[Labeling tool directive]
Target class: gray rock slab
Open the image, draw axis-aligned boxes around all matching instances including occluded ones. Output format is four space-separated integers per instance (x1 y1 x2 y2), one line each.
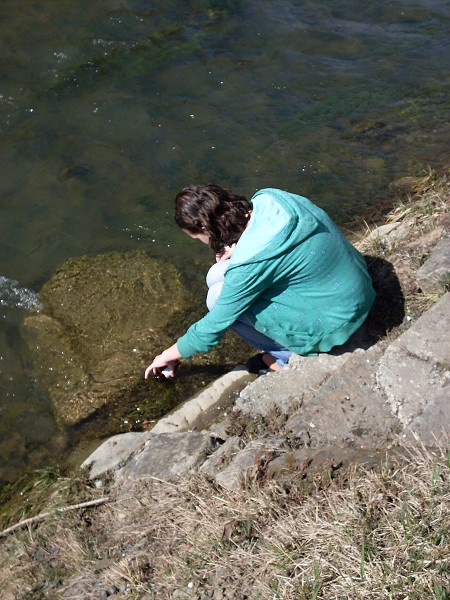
363 221 414 244
407 389 450 444
388 292 450 366
214 437 286 490
285 346 401 448
365 222 403 242
200 436 244 479
81 431 153 479
235 352 351 418
206 415 234 441
376 293 450 442
386 223 414 242
417 238 450 293
114 432 214 483
377 345 449 426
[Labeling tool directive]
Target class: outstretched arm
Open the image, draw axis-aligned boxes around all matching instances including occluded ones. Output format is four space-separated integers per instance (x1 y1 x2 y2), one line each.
145 245 235 381
144 343 182 379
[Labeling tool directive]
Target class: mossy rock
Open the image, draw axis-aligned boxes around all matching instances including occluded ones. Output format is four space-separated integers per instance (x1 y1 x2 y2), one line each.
21 251 191 427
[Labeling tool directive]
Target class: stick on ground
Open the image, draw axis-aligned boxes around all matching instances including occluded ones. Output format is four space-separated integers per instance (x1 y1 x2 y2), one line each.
0 497 109 538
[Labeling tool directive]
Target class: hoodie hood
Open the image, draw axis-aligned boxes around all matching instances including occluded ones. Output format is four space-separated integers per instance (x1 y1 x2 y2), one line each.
229 188 320 266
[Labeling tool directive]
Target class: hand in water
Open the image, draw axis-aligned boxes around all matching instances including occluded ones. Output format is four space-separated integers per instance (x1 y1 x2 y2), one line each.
144 342 182 380
144 358 180 380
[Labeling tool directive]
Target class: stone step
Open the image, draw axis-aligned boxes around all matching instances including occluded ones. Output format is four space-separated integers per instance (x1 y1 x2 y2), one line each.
81 291 449 487
284 345 401 448
202 294 449 490
376 292 450 444
235 351 354 418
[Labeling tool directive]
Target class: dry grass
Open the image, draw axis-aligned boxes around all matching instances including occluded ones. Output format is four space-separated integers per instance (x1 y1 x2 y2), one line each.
353 169 449 332
0 442 448 599
386 169 449 229
354 168 449 256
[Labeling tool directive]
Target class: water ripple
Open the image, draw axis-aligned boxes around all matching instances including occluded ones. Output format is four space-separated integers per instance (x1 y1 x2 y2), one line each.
0 276 42 311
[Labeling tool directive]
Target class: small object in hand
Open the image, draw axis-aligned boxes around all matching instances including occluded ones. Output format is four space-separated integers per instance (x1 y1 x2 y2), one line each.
154 366 171 382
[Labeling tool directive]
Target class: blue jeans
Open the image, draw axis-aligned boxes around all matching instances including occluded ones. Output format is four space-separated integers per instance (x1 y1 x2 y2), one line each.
206 260 292 367
231 314 292 367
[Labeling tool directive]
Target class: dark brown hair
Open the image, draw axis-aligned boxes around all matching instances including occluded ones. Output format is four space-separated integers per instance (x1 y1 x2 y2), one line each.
174 184 252 255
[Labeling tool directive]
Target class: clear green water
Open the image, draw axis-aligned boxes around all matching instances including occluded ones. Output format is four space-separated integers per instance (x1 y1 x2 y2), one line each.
1 0 449 482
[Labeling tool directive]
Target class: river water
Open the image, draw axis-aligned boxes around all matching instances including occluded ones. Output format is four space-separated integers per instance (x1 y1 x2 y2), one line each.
1 0 449 483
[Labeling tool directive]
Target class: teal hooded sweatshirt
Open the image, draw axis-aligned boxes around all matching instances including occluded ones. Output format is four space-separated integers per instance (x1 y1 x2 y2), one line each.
177 188 375 358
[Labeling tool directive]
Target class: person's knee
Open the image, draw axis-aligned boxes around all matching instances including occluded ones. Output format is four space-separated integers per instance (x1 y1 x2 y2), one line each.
206 282 223 310
205 260 229 310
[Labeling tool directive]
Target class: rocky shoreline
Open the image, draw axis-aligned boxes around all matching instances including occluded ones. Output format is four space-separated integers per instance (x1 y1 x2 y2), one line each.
81 180 450 491
82 289 449 491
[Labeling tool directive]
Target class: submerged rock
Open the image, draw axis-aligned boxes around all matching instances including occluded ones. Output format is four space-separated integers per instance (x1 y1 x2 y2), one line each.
21 251 191 428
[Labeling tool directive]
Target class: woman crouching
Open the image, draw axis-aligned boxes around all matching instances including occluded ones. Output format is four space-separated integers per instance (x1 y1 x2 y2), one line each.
145 184 375 378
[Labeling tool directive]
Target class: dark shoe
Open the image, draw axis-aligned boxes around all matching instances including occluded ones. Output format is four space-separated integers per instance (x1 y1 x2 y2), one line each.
246 353 270 375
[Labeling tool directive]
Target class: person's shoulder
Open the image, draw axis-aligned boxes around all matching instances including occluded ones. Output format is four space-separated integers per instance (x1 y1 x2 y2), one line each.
251 187 280 201
250 189 285 208
252 188 312 205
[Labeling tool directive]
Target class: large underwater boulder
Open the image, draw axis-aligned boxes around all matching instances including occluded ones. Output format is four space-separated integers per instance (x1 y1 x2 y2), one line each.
21 251 191 427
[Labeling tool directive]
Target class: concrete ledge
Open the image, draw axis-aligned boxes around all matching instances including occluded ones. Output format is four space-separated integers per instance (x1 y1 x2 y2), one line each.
150 366 254 434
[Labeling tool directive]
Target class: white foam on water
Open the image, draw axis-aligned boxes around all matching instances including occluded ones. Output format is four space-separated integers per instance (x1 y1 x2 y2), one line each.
0 276 42 311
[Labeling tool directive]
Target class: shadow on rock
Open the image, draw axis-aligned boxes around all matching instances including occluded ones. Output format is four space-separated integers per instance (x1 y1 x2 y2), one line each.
364 254 405 339
71 357 245 444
